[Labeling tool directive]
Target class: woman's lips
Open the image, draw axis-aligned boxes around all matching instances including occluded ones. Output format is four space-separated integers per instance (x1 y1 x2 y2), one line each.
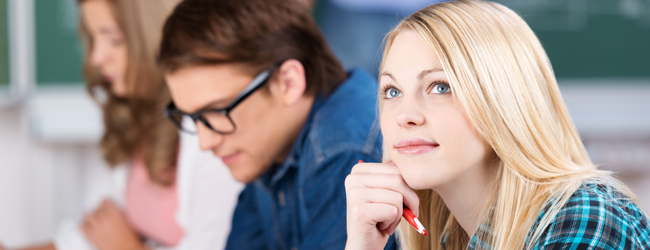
395 138 439 155
103 74 115 83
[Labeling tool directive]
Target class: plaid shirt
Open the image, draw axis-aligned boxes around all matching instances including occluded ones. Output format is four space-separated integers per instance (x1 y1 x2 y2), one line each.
443 182 650 250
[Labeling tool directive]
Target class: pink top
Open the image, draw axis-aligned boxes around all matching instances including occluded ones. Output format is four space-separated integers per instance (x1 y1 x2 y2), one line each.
124 155 184 247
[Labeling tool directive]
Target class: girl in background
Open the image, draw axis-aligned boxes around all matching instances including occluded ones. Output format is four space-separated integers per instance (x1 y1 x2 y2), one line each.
345 0 650 249
11 0 241 249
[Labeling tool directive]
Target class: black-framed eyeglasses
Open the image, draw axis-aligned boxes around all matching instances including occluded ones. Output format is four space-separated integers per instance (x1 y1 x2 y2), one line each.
164 65 276 134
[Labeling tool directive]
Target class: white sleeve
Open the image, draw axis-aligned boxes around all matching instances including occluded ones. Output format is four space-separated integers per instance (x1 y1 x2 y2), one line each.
52 220 96 250
171 132 244 250
52 165 129 250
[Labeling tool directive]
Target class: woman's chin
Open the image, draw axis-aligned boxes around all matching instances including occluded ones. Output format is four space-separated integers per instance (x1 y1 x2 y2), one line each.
400 170 439 191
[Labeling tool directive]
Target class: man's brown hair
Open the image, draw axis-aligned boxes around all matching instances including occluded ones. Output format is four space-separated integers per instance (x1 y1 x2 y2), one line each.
158 0 347 96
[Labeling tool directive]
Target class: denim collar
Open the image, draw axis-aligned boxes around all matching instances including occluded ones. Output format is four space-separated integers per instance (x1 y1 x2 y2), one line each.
255 95 327 190
254 69 371 190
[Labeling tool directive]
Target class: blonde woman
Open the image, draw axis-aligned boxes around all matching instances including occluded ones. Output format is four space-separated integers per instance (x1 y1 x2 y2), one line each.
11 0 241 250
344 0 650 249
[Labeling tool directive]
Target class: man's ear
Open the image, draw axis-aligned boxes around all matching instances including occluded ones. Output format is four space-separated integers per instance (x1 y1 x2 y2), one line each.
271 59 306 105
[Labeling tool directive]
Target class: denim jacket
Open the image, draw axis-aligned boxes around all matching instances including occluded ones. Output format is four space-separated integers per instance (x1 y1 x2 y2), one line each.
225 69 396 250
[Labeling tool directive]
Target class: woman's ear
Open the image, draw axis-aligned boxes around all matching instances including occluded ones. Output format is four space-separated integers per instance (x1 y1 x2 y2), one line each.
271 59 307 105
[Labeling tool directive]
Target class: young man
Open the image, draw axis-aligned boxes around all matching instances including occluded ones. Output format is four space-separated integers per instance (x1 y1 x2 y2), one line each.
158 0 395 249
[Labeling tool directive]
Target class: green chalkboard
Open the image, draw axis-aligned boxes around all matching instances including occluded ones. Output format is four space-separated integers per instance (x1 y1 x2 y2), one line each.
0 0 8 87
30 0 650 87
35 0 83 85
494 0 650 78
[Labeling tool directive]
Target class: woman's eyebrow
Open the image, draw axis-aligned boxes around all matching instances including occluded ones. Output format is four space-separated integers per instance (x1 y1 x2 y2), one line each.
417 68 444 80
98 27 120 35
380 68 444 82
380 71 396 82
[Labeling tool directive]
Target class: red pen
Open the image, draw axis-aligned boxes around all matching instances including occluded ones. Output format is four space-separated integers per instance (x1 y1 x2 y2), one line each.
358 160 427 235
403 207 427 235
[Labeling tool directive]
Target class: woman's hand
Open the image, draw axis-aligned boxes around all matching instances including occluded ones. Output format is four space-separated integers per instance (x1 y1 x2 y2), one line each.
82 199 147 250
344 161 419 250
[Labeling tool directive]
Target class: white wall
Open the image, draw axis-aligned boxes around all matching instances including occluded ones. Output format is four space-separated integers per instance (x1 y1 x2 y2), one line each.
0 105 32 246
0 88 109 247
561 82 650 211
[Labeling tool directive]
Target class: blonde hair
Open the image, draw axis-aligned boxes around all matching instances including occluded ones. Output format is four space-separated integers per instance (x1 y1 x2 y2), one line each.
79 0 181 185
378 0 641 249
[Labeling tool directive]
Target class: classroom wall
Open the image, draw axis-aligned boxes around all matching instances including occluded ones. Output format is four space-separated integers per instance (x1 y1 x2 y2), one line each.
560 82 650 211
1 87 244 248
0 92 110 247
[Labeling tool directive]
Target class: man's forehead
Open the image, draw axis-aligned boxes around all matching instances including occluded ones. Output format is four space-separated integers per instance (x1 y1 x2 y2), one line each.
166 65 252 113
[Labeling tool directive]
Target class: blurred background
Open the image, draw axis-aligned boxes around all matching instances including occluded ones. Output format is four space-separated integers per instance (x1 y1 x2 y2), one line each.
0 0 649 248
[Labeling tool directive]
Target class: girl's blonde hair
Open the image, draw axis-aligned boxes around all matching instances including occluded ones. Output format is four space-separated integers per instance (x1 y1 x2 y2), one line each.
78 0 181 185
379 1 640 249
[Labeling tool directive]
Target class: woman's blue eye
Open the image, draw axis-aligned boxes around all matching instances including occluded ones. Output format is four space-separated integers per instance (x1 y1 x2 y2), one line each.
431 83 450 94
385 88 402 98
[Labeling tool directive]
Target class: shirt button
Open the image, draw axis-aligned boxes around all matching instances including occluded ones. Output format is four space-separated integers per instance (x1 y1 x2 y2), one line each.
278 190 286 207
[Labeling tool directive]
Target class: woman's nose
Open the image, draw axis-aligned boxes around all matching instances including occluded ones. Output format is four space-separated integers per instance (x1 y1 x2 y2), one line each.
395 101 425 128
90 42 109 67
